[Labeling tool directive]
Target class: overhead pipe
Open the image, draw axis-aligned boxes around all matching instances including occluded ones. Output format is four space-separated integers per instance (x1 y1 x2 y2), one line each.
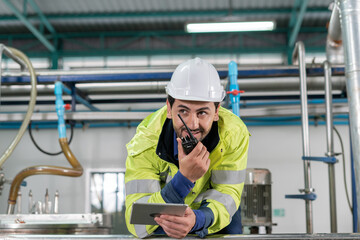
6 82 83 214
324 60 338 232
0 45 37 168
293 41 314 234
338 0 360 229
0 76 346 97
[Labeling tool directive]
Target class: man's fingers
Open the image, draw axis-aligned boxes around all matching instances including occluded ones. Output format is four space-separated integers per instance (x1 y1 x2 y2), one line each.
184 206 193 215
206 157 211 167
155 216 187 239
176 137 185 157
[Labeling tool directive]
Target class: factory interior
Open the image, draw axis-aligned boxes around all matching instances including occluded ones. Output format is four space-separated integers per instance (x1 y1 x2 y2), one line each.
0 0 359 239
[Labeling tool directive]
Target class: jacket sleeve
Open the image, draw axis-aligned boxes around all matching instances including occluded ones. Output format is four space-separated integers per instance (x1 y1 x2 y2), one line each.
124 148 166 238
196 126 249 236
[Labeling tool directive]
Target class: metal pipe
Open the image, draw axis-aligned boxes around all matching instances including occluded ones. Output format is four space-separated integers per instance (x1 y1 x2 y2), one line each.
7 138 83 214
45 188 49 214
327 2 344 64
54 190 59 214
338 0 360 229
16 190 21 214
0 45 37 168
292 41 314 234
324 60 338 232
329 2 342 43
0 64 343 80
0 76 346 97
28 190 33 213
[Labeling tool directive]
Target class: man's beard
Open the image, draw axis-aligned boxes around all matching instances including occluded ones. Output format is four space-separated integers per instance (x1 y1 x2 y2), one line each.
176 127 205 142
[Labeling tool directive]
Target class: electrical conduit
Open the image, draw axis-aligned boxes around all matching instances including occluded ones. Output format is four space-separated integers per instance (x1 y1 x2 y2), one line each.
7 81 83 214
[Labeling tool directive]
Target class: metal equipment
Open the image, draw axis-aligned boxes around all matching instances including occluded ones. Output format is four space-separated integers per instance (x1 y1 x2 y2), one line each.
241 168 272 234
0 213 112 234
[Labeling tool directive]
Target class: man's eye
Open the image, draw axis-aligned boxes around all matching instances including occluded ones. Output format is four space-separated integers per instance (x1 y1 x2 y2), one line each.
198 111 207 116
179 109 188 115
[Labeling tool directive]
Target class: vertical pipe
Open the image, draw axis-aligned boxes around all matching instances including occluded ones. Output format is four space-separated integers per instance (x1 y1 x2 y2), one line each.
0 45 3 109
350 136 358 232
292 41 313 233
324 60 338 232
228 61 240 117
338 0 360 228
28 190 33 213
16 190 21 214
54 190 59 214
71 84 77 112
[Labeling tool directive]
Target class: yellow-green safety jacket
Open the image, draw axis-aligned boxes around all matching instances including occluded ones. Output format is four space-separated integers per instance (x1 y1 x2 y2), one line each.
125 106 249 238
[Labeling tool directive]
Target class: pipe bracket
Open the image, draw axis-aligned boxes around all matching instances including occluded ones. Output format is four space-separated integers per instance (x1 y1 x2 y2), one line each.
302 156 337 164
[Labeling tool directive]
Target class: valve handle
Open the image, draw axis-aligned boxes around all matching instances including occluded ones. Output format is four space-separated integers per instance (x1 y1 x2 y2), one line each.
226 90 245 96
64 104 71 111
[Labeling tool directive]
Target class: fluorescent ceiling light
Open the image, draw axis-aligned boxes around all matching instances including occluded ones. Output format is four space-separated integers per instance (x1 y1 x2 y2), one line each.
185 21 276 33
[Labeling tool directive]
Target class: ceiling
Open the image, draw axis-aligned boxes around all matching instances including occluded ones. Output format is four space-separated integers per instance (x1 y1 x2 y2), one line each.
0 0 334 68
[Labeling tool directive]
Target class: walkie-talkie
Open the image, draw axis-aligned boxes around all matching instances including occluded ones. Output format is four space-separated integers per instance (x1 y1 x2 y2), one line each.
177 114 198 155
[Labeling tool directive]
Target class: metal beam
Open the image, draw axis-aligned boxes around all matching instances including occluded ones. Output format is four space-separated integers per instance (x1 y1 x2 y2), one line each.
0 8 330 21
289 0 302 28
2 0 55 52
5 46 326 59
27 0 56 34
0 28 328 40
0 31 327 58
288 0 309 47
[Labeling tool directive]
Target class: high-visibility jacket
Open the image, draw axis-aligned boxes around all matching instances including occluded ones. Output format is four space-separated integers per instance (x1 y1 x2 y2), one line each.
125 106 249 238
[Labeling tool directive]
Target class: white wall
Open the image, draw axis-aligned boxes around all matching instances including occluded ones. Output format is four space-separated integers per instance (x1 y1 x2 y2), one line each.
0 123 353 233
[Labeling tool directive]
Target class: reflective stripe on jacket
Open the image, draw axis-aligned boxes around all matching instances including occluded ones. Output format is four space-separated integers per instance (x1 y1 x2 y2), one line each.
125 105 249 238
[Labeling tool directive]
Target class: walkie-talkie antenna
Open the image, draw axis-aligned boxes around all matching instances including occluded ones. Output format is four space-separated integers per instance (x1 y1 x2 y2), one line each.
177 114 196 140
177 114 198 155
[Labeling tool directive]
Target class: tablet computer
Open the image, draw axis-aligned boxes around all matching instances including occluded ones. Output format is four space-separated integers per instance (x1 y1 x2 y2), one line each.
130 202 188 225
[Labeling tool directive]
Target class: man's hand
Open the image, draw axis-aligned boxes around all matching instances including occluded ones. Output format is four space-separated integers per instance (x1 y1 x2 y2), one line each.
177 138 210 183
154 207 196 239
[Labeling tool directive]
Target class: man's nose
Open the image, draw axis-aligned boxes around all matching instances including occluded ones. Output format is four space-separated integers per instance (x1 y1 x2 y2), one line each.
187 113 199 130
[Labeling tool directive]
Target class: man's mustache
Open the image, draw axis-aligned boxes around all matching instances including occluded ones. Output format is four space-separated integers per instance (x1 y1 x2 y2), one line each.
181 127 203 134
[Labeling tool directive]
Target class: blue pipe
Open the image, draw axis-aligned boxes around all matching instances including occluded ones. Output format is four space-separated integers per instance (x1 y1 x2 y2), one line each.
245 120 349 126
54 81 67 139
0 120 349 129
236 99 348 108
228 61 240 117
350 133 358 232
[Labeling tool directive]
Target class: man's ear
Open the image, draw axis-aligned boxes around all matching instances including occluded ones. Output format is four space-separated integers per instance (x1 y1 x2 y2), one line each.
166 99 172 119
213 105 220 121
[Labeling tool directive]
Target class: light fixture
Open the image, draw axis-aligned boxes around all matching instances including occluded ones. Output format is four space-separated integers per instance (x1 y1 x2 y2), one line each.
185 20 276 33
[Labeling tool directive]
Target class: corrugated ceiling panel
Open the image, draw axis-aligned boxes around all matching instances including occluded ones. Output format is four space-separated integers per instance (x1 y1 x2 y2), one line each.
0 0 334 40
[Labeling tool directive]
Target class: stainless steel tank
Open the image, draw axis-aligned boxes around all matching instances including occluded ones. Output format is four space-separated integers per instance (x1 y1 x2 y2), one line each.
241 168 272 234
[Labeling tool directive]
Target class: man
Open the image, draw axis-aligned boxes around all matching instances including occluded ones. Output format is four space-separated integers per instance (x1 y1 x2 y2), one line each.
125 57 249 238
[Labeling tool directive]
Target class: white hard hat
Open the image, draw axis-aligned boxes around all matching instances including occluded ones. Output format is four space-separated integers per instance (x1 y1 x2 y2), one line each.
166 57 225 102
